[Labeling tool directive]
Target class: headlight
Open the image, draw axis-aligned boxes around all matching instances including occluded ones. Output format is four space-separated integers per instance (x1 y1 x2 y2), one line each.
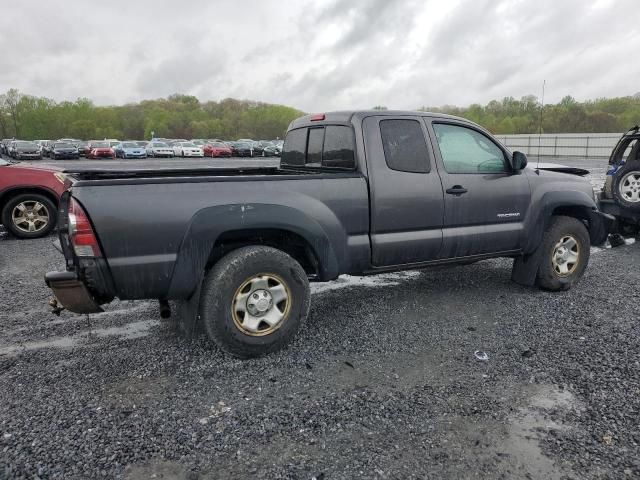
53 172 67 184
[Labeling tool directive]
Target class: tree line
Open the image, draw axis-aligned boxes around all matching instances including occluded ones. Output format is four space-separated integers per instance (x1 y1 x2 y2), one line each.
0 89 303 141
1 88 639 140
422 93 640 134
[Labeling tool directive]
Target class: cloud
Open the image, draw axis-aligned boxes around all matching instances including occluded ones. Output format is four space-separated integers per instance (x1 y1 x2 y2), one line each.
0 0 638 111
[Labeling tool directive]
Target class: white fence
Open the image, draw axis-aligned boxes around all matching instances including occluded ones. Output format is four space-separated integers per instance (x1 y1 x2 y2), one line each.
494 133 622 158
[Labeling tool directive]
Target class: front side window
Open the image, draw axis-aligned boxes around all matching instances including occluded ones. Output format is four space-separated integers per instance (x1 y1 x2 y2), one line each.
379 119 430 173
433 123 507 174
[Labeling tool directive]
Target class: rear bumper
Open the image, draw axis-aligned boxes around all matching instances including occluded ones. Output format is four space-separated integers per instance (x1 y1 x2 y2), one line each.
45 271 104 314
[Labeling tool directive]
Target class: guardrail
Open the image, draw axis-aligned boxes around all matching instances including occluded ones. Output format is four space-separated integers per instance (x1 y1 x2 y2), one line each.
494 133 622 158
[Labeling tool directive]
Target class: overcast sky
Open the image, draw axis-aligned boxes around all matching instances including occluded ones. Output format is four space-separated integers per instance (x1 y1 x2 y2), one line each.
1 0 638 111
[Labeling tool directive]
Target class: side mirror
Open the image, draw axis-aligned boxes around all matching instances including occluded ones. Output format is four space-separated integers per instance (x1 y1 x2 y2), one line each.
512 151 528 170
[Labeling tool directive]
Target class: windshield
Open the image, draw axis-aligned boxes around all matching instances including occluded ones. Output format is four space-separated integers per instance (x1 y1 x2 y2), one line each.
18 142 38 149
211 142 227 147
122 142 138 148
91 142 109 148
153 142 168 147
54 143 75 148
182 143 196 147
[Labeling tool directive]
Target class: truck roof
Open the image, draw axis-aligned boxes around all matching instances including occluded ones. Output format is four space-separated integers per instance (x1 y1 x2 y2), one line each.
288 110 475 130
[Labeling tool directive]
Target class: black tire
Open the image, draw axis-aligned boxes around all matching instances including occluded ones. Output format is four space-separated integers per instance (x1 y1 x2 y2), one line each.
1 193 57 239
199 246 310 358
612 162 640 212
535 215 590 291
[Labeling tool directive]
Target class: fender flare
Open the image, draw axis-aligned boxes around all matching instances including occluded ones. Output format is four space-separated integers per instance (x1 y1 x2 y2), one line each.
521 190 599 254
166 203 341 298
512 190 603 286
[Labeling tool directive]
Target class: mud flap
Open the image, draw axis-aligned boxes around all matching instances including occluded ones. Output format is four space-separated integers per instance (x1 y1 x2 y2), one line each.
511 247 545 287
174 281 206 339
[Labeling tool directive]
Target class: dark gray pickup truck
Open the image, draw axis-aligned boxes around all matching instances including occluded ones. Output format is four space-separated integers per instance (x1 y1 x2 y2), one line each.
46 111 612 357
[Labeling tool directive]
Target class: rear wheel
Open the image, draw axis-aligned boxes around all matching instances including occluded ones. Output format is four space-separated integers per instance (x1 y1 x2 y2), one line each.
536 216 590 291
199 246 310 358
1 193 56 239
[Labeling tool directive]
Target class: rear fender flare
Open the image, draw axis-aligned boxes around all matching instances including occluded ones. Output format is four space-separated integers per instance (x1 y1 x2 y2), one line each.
167 203 341 298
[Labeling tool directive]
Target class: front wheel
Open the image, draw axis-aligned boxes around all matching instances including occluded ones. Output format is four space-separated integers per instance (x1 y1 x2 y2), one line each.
536 215 590 291
199 246 311 358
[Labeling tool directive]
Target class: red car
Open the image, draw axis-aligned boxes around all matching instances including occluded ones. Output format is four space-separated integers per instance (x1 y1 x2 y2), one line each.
86 141 115 159
0 157 68 238
203 142 233 158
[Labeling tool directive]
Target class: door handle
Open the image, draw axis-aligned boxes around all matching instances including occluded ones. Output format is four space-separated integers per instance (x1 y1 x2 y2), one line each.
446 185 468 196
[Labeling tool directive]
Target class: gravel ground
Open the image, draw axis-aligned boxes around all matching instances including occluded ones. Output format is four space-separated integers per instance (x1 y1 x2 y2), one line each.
1 155 638 479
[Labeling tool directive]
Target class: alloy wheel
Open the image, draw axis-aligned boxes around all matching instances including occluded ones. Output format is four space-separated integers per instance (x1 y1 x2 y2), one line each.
11 200 50 234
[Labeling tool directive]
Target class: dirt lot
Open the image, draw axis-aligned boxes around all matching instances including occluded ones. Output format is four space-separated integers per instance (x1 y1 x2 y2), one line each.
1 157 639 479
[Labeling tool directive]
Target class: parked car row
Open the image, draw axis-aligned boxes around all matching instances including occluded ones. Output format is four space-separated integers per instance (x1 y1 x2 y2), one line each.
1 140 42 160
1 137 283 160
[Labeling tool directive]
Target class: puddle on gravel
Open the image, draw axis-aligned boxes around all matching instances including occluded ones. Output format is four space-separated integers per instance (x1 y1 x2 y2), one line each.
0 319 160 356
311 271 422 294
499 385 580 479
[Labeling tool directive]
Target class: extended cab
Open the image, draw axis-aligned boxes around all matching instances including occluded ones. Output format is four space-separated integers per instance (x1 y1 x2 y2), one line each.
45 111 611 357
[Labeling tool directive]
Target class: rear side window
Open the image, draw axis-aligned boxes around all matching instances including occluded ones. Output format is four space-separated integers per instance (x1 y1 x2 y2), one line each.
282 125 356 170
380 119 430 173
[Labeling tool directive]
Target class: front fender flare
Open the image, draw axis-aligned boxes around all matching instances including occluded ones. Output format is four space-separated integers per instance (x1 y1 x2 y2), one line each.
522 190 599 254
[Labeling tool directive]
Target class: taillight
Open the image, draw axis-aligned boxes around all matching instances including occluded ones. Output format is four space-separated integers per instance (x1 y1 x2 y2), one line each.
68 198 102 257
310 113 325 121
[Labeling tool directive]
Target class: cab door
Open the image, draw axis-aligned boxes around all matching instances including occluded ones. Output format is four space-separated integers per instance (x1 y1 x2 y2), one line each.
363 115 445 266
424 120 531 258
